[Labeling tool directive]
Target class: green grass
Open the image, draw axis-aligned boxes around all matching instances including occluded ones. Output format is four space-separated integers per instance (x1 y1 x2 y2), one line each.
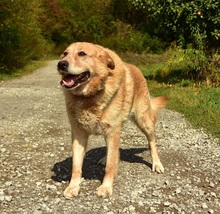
0 60 47 81
121 51 220 139
148 81 220 138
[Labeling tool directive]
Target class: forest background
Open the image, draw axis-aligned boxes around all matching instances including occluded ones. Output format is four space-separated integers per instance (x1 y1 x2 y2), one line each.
0 0 220 137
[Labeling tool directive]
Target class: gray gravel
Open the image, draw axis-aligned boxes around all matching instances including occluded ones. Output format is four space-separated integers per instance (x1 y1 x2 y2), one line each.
0 60 219 213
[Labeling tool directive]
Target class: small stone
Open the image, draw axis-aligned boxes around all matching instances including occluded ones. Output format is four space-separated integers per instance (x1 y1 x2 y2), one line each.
208 209 214 214
43 196 49 202
152 191 159 197
5 195 12 202
24 137 29 143
131 190 138 198
32 144 38 148
54 198 61 204
149 207 156 213
201 203 208 209
36 182 42 186
209 182 215 188
103 205 108 210
138 201 144 206
128 205 135 212
1 148 6 153
175 187 181 194
210 192 216 197
46 184 57 191
33 210 42 214
5 181 12 186
164 201 171 207
0 195 4 202
170 172 175 177
172 203 179 210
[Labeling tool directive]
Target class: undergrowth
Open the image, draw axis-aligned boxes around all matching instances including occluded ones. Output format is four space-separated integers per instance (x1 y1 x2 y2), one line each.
0 61 47 81
122 50 220 139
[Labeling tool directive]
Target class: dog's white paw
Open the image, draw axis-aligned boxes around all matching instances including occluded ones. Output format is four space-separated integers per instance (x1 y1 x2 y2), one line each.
97 184 113 197
152 161 164 174
63 185 80 199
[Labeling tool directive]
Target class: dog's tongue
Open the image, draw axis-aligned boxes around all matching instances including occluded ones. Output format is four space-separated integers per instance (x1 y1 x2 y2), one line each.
61 75 74 87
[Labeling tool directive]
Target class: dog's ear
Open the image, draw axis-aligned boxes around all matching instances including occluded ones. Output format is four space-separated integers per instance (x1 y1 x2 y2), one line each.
98 50 115 70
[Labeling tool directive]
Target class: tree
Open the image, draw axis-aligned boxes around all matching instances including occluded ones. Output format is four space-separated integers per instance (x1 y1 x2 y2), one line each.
0 0 52 73
129 0 220 84
129 0 220 52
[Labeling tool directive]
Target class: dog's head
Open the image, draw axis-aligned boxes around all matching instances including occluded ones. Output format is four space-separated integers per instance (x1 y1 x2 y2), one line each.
57 42 115 96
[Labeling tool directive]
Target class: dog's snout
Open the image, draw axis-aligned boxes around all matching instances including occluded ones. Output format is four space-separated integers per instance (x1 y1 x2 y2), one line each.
58 60 69 72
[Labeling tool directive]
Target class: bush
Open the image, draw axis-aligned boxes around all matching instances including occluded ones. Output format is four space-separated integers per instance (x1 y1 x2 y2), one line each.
153 48 220 86
100 20 164 53
0 0 52 74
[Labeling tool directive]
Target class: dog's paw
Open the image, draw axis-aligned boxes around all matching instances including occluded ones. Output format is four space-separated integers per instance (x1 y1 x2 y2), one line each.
97 185 113 197
152 161 164 174
63 185 80 199
98 156 106 165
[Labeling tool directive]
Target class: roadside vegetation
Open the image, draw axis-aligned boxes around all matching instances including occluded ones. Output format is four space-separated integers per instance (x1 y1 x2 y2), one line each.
0 61 47 81
0 0 219 138
121 51 220 138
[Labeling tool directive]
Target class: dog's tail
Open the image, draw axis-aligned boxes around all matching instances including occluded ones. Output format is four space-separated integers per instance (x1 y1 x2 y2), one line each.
151 96 168 118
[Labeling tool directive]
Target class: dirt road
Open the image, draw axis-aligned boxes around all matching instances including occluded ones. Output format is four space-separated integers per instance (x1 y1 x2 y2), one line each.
0 61 219 213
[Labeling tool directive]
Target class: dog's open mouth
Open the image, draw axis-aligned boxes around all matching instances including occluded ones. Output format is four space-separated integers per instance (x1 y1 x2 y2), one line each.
60 71 90 88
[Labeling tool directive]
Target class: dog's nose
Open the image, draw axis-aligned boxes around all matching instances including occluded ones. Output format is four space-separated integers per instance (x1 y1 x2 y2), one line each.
58 60 69 72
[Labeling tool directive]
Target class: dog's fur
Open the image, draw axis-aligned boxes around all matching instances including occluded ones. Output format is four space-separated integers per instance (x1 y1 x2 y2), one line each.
57 42 167 198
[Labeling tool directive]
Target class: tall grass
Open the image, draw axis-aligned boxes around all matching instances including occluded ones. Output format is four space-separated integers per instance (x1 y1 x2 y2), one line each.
122 50 220 139
148 82 220 138
0 61 47 81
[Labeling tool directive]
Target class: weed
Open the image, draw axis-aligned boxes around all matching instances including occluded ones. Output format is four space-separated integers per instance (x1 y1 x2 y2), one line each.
0 61 47 81
121 50 220 139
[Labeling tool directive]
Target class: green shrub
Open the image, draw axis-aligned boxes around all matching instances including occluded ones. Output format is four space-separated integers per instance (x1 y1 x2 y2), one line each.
0 0 52 74
151 48 220 86
100 20 164 54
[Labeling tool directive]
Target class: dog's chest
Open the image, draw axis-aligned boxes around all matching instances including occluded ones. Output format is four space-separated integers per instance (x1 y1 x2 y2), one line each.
73 107 108 134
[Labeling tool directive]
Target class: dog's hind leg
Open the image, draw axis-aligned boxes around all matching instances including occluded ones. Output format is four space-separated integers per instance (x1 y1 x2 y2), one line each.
135 109 164 173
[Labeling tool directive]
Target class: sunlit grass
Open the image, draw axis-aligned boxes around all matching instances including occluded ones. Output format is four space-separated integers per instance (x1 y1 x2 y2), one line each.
147 76 220 139
0 60 47 81
121 51 220 139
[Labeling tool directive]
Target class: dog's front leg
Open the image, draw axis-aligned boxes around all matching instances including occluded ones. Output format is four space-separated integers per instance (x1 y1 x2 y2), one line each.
64 131 88 199
97 128 120 197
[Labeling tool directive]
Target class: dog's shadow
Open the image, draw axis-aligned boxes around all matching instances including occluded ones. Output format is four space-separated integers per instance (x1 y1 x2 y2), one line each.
51 147 151 182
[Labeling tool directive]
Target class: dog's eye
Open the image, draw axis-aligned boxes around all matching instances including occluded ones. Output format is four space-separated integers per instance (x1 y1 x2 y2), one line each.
63 51 68 57
78 51 87 57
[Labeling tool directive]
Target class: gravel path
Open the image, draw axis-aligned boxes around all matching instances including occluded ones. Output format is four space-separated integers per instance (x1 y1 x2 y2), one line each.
0 61 219 214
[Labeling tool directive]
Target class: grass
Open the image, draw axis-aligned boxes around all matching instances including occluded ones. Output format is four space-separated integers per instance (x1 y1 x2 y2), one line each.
0 60 47 81
148 81 220 138
121 51 220 139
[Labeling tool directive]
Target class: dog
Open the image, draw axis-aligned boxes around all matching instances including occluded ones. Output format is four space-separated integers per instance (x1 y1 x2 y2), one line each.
57 42 167 198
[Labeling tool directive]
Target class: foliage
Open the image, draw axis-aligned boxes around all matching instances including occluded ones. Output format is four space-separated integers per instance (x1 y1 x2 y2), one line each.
1 0 219 85
0 0 53 74
129 0 220 51
133 50 220 137
129 0 220 85
139 49 220 86
148 80 220 139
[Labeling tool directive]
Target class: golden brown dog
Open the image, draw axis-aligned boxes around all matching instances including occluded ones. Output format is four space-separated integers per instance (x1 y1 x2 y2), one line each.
57 42 167 198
